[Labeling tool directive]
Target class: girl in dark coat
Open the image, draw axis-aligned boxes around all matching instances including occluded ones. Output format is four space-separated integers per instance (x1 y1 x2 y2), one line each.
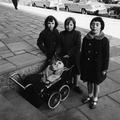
37 15 59 60
59 17 81 92
80 17 110 109
37 15 60 71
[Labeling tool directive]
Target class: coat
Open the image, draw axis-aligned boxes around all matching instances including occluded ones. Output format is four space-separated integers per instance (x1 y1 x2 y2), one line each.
59 30 81 74
80 32 109 84
37 29 60 59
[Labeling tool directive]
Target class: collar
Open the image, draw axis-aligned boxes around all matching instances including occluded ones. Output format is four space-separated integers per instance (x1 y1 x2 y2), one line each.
86 31 105 40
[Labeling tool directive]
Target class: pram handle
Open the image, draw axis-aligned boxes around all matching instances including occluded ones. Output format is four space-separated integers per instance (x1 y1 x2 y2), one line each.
10 73 25 90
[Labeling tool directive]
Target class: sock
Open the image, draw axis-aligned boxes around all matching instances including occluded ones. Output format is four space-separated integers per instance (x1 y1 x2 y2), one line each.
93 97 98 101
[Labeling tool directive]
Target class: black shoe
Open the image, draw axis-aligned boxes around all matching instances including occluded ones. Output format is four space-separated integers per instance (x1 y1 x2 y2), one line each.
82 97 92 104
89 100 98 109
73 86 82 93
15 6 18 10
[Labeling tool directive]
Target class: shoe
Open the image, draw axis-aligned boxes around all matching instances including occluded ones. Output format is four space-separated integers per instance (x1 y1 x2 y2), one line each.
82 97 92 104
15 7 18 10
73 86 82 93
89 100 98 109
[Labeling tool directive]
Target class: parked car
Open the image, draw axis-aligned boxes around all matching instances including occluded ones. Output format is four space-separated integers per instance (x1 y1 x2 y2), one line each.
107 5 120 18
31 0 65 9
64 0 107 15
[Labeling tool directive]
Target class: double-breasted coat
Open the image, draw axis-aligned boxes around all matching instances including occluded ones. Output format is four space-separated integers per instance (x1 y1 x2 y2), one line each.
80 32 109 84
59 30 81 74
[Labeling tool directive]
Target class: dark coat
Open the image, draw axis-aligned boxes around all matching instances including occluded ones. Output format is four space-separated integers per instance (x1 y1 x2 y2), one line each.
80 32 110 84
37 29 60 59
59 30 81 74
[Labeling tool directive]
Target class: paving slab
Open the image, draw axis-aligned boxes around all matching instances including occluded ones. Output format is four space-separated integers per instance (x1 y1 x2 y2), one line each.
61 91 83 109
6 53 45 68
7 41 34 52
78 96 120 120
0 25 4 29
0 32 8 39
14 50 26 55
107 70 120 84
99 78 120 97
109 90 120 104
24 39 38 48
0 63 16 75
0 45 9 53
108 60 120 71
0 41 5 47
1 36 22 44
0 89 47 120
49 108 88 120
0 59 8 65
1 52 14 58
39 103 66 118
110 56 120 64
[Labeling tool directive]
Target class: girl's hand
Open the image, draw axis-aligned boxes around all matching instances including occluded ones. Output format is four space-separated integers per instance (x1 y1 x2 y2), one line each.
63 55 69 58
102 70 107 75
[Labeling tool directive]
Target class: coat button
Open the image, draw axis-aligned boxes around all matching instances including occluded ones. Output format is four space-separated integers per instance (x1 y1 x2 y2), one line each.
89 43 91 46
88 50 91 53
88 58 90 60
95 51 98 54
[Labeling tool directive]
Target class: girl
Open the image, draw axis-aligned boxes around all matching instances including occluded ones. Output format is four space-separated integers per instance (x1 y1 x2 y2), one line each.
37 15 60 61
80 17 110 109
59 17 81 92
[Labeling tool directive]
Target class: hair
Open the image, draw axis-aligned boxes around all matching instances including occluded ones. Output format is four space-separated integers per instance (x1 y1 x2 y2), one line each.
90 17 105 31
64 17 76 31
44 15 58 29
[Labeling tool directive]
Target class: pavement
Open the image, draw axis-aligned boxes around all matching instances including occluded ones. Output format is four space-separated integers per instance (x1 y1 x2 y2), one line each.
0 2 120 120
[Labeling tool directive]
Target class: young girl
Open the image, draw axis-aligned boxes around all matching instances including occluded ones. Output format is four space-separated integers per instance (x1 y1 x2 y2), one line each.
80 17 110 109
37 15 60 61
59 17 81 92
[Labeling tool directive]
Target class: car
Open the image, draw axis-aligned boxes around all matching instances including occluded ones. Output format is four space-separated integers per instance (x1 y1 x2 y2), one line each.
64 0 107 15
107 5 120 18
31 0 65 9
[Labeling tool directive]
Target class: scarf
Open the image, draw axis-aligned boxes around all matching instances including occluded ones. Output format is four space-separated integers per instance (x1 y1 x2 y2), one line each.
86 31 105 40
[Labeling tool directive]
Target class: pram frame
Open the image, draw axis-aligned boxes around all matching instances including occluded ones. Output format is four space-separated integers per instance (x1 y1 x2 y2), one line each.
10 58 75 109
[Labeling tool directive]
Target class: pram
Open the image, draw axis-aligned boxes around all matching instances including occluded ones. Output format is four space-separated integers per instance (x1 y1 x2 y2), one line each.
10 57 75 109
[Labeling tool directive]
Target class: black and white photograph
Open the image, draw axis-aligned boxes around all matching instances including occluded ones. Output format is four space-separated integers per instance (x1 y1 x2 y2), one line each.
0 0 120 120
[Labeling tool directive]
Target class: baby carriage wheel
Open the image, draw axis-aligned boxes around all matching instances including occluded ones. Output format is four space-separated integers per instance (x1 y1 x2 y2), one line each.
48 92 61 109
59 84 70 101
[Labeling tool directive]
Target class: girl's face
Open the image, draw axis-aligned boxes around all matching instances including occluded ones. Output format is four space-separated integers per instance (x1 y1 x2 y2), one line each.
66 21 74 32
91 21 101 35
47 20 55 31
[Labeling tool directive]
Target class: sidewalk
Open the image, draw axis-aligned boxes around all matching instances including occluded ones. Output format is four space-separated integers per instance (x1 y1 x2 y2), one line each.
0 2 120 120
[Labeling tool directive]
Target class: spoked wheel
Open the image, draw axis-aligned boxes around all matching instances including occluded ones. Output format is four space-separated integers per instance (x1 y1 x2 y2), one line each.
48 92 61 109
59 85 70 101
